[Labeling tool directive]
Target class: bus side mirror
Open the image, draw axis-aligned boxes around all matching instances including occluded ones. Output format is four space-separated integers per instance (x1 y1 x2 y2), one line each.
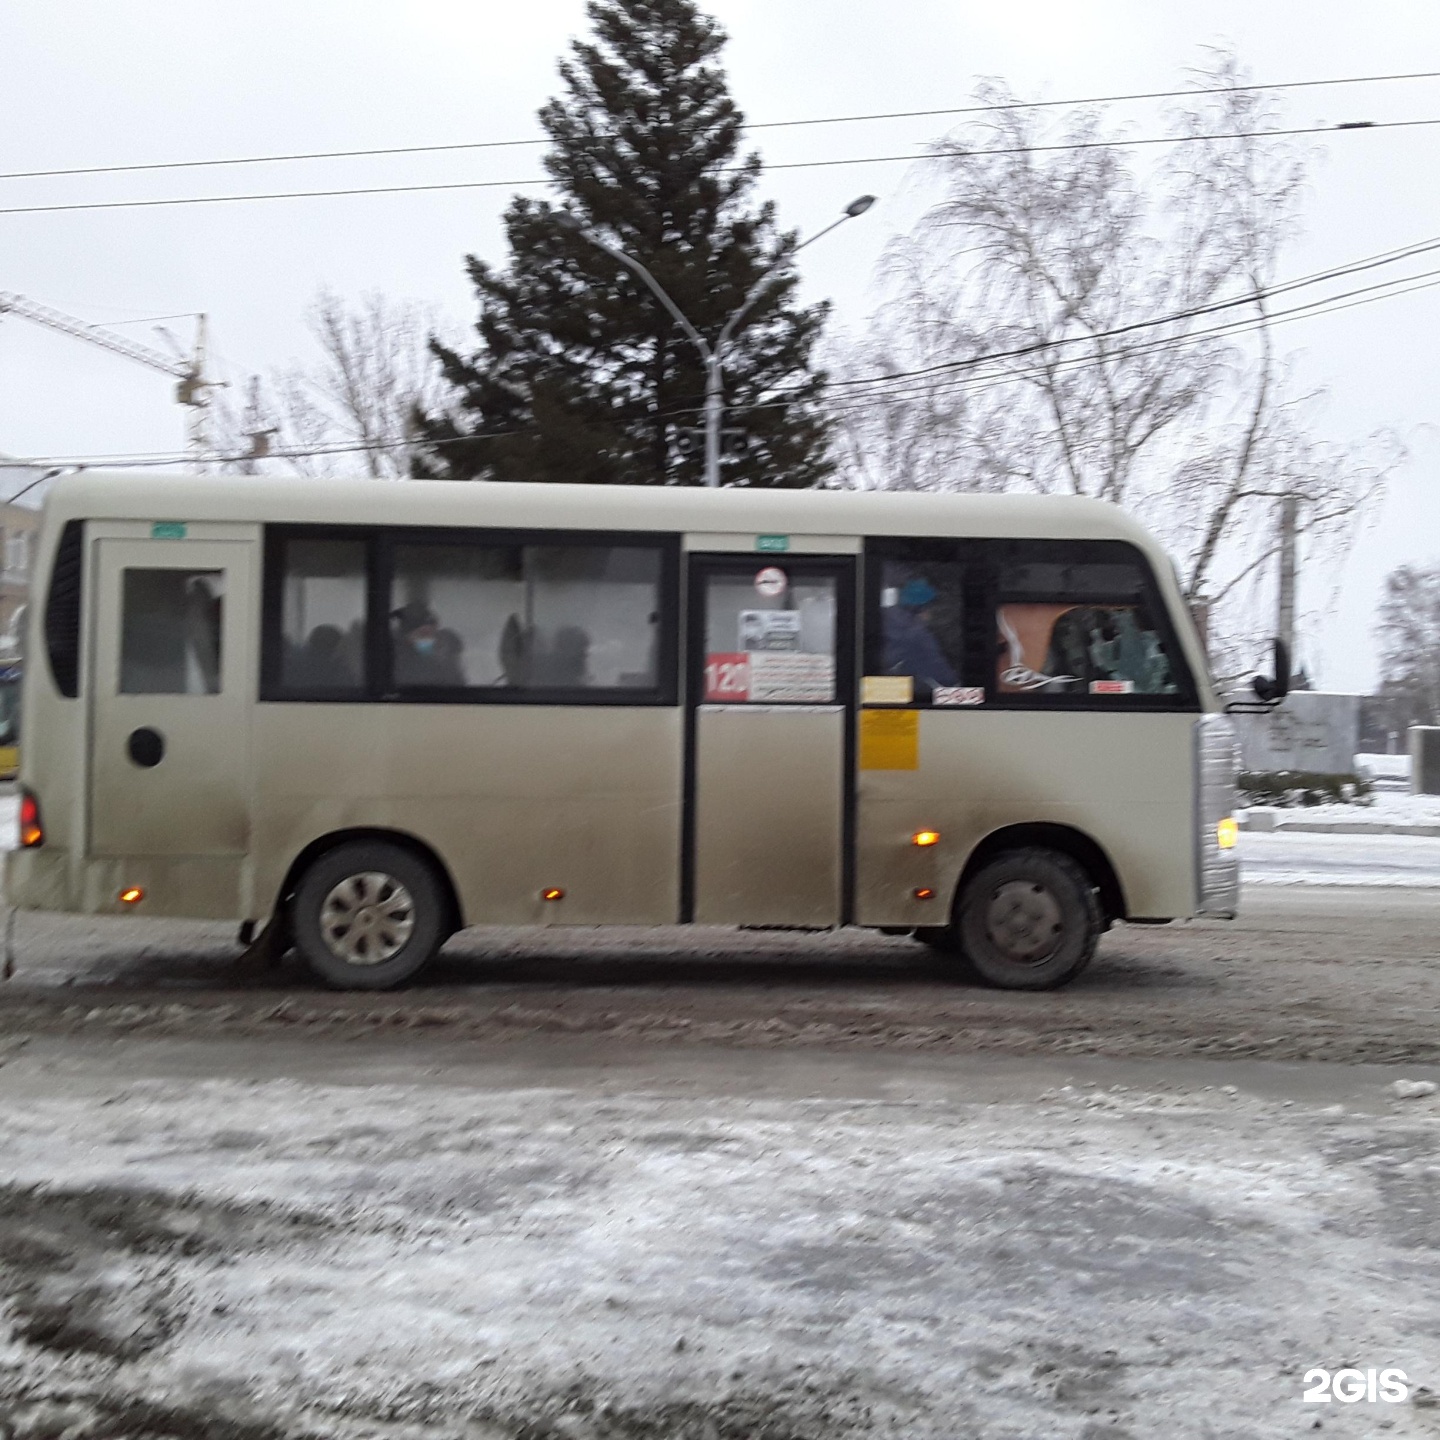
1251 639 1290 706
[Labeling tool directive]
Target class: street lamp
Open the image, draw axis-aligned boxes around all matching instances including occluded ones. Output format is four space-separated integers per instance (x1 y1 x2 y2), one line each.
555 195 875 487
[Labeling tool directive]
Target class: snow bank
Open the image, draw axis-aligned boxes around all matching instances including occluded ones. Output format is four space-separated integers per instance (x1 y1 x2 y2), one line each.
1357 752 1412 782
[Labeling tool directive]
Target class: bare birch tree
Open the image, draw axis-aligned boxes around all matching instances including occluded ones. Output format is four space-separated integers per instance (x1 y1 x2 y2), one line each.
215 289 452 478
834 55 1400 672
1375 562 1440 729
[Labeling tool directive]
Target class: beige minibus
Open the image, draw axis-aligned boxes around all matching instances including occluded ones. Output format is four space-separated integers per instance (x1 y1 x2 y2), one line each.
5 473 1245 990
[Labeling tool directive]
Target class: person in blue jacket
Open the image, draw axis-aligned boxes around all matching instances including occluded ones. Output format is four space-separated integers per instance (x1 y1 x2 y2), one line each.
882 577 957 695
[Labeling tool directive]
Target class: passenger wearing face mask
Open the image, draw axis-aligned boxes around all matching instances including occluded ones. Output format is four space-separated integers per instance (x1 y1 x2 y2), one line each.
392 602 465 687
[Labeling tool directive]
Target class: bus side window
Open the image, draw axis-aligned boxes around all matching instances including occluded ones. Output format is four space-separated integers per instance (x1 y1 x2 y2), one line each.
120 569 224 696
277 539 368 696
389 539 663 696
864 541 970 706
993 544 1187 702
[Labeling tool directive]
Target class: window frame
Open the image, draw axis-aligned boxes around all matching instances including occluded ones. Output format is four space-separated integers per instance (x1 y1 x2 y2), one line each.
261 523 681 707
862 536 993 706
862 535 1199 713
986 537 1199 712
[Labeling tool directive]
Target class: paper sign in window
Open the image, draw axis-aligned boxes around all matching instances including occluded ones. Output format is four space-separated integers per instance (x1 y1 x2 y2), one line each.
740 609 801 651
749 651 834 703
862 674 913 705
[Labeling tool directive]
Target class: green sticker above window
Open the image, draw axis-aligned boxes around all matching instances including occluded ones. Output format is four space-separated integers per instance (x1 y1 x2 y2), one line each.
151 522 187 540
755 534 789 553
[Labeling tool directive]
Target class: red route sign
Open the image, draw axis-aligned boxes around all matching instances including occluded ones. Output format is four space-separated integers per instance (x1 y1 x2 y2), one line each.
704 652 750 702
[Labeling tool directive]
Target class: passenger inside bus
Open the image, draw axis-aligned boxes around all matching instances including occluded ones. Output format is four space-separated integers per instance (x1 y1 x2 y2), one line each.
882 577 958 695
497 616 592 688
392 602 465 687
295 624 355 689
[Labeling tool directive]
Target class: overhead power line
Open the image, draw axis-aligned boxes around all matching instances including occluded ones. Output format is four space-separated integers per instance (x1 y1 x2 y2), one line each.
3 67 1436 183
18 226 1440 469
812 268 1440 422
21 258 1440 470
761 227 1440 400
1 116 1436 218
647 230 1440 422
11 428 526 469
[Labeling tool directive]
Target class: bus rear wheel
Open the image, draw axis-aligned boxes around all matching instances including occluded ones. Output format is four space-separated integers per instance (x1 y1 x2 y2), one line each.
956 848 1100 990
293 840 446 990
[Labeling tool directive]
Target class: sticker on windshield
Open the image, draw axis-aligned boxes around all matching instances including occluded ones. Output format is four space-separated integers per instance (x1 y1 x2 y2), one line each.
754 566 787 598
1090 679 1135 695
749 652 834 703
933 686 985 707
740 609 801 651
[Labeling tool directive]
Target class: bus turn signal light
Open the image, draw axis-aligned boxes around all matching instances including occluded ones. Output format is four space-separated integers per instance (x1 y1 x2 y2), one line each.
19 791 42 848
118 887 145 906
541 888 565 902
1216 817 1238 850
911 830 940 847
913 887 936 901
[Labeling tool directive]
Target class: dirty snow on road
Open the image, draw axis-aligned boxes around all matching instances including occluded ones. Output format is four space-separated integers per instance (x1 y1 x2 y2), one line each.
0 1039 1437 1439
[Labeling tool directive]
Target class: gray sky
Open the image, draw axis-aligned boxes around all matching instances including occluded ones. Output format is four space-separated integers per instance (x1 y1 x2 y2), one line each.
3 0 1438 692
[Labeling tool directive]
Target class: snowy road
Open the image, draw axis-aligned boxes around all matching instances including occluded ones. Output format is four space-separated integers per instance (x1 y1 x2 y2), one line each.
3 813 1440 1434
0 1035 1436 1440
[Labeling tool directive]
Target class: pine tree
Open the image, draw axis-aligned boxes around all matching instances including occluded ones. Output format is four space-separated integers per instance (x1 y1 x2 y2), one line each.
416 0 831 487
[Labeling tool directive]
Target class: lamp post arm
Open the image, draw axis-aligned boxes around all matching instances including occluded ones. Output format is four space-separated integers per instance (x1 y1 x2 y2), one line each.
576 230 711 363
715 212 852 359
558 198 872 490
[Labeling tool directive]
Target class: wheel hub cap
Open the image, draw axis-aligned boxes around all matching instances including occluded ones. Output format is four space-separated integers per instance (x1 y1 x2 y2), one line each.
320 871 415 966
984 880 1064 964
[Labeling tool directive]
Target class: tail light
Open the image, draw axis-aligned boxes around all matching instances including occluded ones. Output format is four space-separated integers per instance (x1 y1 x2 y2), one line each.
19 789 42 848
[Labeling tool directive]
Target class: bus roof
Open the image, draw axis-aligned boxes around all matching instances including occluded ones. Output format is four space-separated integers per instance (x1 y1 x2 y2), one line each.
43 472 1166 549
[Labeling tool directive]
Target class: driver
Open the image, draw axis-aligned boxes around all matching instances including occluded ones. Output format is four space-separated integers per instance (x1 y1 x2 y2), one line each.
882 576 958 694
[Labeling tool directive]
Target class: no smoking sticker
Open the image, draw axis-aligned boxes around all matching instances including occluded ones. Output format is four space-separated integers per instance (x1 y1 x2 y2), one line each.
754 566 787 598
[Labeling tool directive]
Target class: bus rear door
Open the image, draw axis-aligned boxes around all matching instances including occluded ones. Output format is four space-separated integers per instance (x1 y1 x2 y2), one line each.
88 536 256 873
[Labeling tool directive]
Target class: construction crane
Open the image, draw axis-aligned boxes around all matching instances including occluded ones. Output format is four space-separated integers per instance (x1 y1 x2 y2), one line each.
0 293 219 466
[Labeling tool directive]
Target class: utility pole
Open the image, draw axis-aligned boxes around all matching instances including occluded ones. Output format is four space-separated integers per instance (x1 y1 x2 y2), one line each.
555 195 875 487
0 294 219 467
1276 493 1298 675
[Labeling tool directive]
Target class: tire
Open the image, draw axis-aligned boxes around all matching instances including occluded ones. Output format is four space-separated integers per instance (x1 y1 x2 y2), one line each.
292 840 447 990
956 848 1100 990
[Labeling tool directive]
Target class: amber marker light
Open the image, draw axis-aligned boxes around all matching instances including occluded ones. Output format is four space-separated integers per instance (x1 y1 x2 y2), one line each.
913 887 936 901
541 888 565 902
18 790 42 848
1216 817 1238 850
118 887 145 905
911 830 940 847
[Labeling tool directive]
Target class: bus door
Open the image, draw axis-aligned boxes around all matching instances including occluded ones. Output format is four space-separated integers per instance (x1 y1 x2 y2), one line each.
685 555 854 926
88 538 255 858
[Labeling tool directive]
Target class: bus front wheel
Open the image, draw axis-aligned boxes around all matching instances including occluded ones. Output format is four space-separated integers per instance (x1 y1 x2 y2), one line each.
292 840 446 990
955 848 1100 990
